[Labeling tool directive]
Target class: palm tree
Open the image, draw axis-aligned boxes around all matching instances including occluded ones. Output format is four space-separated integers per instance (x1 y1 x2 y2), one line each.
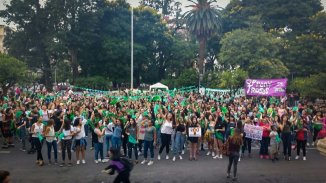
183 0 222 76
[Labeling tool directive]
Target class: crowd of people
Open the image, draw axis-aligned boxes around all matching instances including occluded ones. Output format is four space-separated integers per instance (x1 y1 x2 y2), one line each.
0 87 325 181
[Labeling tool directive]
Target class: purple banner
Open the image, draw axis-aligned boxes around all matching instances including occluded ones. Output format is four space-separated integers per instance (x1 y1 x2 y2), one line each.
245 79 287 96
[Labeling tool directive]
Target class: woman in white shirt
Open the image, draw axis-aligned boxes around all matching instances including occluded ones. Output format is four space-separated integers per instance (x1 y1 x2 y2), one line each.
40 105 50 125
158 113 174 160
60 119 74 167
73 117 87 165
31 116 44 166
44 119 57 165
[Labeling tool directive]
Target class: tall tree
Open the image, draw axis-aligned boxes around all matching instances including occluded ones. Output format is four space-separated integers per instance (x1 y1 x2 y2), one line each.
0 54 27 96
0 0 54 90
222 0 323 34
46 0 99 84
139 0 175 15
183 0 222 76
219 27 289 78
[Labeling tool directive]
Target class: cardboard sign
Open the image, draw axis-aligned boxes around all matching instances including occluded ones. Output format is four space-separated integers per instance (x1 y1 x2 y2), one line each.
244 124 263 140
189 127 202 137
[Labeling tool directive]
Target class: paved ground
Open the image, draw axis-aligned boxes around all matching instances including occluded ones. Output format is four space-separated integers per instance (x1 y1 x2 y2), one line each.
1 138 326 183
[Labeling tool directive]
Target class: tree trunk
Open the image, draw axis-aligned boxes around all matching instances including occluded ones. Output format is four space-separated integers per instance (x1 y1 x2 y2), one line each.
198 36 206 75
42 61 53 92
70 48 78 84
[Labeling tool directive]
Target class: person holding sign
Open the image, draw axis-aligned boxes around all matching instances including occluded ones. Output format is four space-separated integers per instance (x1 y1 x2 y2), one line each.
259 116 271 159
241 116 253 158
187 115 200 161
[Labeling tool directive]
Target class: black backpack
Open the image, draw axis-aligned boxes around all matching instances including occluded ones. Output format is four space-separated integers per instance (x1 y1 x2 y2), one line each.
120 157 134 172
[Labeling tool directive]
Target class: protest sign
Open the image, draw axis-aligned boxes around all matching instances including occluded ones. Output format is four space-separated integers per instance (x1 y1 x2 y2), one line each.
188 127 202 137
244 79 287 96
244 124 263 140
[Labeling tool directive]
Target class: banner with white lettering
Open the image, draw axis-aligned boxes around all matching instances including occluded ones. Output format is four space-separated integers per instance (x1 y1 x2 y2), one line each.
244 79 287 96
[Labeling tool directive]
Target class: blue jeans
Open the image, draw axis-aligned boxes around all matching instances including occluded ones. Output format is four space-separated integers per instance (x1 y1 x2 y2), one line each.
84 124 89 137
112 136 121 150
46 140 58 161
171 130 176 151
94 142 104 160
19 127 27 149
143 140 154 159
173 132 185 155
105 134 112 155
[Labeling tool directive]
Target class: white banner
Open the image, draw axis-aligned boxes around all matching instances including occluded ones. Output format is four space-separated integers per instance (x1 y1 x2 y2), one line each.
244 124 263 140
188 127 202 137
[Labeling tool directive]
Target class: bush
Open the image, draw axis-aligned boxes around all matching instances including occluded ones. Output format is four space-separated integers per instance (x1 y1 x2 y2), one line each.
161 68 199 88
75 76 110 90
289 73 326 98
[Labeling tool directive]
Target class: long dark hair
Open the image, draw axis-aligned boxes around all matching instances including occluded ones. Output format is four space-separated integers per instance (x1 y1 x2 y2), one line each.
109 147 120 160
63 119 71 131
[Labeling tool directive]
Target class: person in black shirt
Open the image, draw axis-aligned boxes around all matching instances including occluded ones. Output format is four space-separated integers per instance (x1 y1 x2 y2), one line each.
214 115 226 159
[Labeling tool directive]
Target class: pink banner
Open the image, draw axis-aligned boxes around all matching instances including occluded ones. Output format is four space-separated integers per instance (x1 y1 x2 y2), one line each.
245 79 287 96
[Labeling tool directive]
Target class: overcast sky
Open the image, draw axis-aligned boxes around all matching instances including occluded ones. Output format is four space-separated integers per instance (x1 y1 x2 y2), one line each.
1 0 325 25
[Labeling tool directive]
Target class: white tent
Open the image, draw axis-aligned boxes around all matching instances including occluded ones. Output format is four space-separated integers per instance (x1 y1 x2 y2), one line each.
149 82 169 91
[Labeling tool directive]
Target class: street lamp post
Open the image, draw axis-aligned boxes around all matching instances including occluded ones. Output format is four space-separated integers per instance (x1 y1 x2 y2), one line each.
131 7 134 89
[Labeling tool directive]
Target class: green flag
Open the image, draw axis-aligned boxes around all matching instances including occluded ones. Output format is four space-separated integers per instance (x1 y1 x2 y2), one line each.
128 135 137 144
37 132 44 142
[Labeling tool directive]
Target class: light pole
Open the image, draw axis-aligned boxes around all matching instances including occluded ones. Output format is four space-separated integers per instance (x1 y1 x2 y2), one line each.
131 7 134 89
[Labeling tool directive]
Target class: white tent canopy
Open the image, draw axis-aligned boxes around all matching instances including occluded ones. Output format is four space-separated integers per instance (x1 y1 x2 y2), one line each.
149 82 169 91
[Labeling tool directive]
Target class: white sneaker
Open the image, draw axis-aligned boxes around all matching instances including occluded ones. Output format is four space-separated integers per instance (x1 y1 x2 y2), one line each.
147 161 154 166
179 155 183 160
219 155 223 159
213 155 219 159
295 155 299 160
173 156 176 161
76 160 80 165
182 150 185 155
102 159 108 163
94 160 99 164
206 151 211 156
312 142 315 146
212 152 215 157
238 157 241 162
82 160 86 164
166 155 169 160
141 160 147 164
306 143 310 147
157 155 161 160
303 157 307 161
